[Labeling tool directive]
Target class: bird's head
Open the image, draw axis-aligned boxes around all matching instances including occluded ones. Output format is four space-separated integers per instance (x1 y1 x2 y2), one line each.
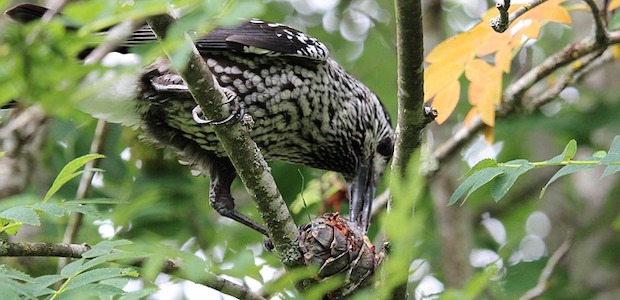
348 93 394 233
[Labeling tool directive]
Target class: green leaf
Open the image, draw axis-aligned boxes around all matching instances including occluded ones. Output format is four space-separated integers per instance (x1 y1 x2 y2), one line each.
118 288 158 300
59 283 124 299
0 151 5 158
546 139 577 164
82 240 133 258
449 167 504 205
24 275 64 297
492 160 534 201
31 203 68 217
62 204 101 218
540 159 599 198
0 207 40 226
600 136 620 177
465 158 498 177
64 268 138 290
448 159 499 206
43 153 105 203
60 259 86 277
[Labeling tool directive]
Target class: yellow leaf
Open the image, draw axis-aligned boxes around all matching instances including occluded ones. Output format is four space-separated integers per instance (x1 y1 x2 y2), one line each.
467 62 502 126
465 59 494 83
483 126 495 144
425 27 485 64
464 107 479 125
495 46 512 73
432 81 460 124
611 45 620 61
611 0 620 11
523 20 542 39
424 62 465 101
524 0 571 25
476 30 511 57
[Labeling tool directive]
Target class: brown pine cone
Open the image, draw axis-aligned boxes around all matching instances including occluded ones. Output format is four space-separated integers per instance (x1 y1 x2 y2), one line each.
298 213 377 297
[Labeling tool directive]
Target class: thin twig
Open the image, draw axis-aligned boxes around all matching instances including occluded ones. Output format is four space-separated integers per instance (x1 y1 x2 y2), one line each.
57 119 108 271
519 232 574 300
0 241 266 300
490 0 548 33
525 49 606 111
57 17 141 273
489 0 511 32
582 0 609 44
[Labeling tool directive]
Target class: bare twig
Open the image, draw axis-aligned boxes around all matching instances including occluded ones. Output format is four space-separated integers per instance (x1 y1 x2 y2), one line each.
0 240 266 300
145 14 309 288
58 17 141 273
490 0 511 32
582 0 608 44
525 49 606 111
490 0 548 33
519 232 574 300
57 119 108 271
0 241 90 258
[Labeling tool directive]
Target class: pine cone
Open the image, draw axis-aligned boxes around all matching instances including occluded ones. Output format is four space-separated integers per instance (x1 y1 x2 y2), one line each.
298 213 377 297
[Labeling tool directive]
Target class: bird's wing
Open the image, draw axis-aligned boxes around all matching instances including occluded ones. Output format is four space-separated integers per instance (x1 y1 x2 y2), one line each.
195 20 330 61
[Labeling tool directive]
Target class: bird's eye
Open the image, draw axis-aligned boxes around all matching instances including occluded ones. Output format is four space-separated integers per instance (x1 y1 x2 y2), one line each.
376 137 394 157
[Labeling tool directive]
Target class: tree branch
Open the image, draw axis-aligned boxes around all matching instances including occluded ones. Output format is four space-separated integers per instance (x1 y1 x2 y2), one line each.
390 0 428 176
144 14 308 287
490 0 548 33
582 0 608 44
519 231 573 300
389 0 426 298
0 240 266 300
429 30 620 176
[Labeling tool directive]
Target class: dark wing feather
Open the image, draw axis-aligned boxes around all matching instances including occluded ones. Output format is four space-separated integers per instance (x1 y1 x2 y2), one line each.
4 4 50 23
195 20 329 61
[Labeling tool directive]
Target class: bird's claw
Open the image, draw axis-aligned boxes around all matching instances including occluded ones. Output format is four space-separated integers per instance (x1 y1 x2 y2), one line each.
192 105 243 125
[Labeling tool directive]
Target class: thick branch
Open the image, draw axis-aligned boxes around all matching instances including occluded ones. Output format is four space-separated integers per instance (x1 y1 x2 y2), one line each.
0 241 265 300
144 14 307 283
490 0 547 33
389 0 426 298
430 30 620 175
391 0 427 176
0 241 90 258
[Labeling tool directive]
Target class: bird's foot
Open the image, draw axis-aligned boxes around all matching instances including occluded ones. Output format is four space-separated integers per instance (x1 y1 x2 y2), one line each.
192 89 244 125
214 205 269 236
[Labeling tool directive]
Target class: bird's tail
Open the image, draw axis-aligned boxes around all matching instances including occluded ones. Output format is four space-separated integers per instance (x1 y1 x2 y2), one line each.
5 4 53 24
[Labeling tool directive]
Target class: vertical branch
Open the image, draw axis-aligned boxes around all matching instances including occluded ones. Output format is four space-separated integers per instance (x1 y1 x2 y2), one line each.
389 0 426 299
391 0 426 178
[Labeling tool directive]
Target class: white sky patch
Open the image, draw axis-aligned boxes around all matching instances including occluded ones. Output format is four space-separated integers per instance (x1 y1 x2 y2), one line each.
409 259 431 282
519 235 547 262
526 211 551 238
470 248 503 269
91 172 104 188
120 147 131 161
414 275 444 300
93 219 122 239
481 213 507 245
462 135 504 167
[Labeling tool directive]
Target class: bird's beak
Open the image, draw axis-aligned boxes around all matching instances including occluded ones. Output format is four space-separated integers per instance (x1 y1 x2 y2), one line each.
349 163 376 233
